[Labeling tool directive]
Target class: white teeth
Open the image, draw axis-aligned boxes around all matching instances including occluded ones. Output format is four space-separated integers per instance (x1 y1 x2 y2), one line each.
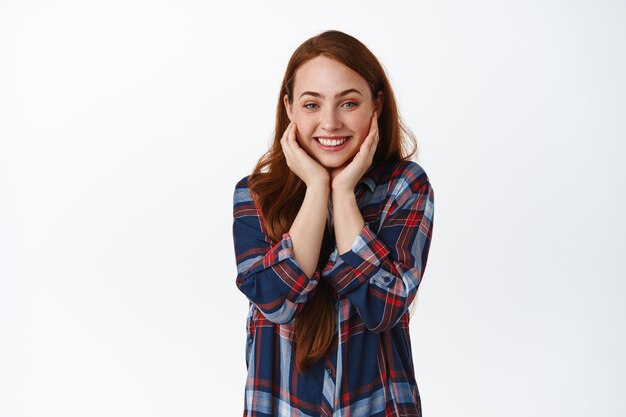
317 137 348 146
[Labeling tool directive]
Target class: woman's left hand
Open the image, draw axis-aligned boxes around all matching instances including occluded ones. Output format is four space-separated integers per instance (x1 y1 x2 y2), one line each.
329 112 379 193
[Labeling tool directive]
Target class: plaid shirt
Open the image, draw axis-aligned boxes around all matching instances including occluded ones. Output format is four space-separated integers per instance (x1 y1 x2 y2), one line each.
232 159 435 417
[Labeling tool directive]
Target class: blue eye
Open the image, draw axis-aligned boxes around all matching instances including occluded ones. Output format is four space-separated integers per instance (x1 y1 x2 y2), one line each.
304 103 318 109
343 101 358 108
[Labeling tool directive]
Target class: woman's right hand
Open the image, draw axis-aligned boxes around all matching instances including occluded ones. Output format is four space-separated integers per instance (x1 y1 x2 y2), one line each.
281 121 330 189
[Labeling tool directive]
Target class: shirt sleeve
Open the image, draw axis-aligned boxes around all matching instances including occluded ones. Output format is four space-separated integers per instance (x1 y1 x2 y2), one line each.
321 164 435 333
232 177 320 324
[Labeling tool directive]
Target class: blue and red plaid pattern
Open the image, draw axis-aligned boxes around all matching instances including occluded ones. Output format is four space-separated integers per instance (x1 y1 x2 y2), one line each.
232 159 435 417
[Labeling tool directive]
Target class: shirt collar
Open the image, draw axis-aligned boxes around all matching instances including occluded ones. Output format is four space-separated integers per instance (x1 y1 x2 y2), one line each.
356 163 380 193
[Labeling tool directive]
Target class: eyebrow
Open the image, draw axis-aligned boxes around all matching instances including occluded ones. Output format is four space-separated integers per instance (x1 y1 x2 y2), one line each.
299 88 363 99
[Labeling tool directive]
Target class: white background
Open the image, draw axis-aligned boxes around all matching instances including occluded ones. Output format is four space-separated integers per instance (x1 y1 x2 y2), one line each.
1 1 624 416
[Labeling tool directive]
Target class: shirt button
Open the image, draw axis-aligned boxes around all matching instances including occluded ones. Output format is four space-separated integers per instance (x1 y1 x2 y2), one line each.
326 368 332 376
383 275 392 283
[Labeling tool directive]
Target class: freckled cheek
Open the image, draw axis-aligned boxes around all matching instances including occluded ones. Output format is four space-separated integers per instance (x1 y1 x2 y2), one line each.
290 115 315 141
351 114 373 139
297 125 316 142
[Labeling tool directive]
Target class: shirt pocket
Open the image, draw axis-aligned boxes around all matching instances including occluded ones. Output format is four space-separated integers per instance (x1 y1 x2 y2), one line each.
370 269 395 289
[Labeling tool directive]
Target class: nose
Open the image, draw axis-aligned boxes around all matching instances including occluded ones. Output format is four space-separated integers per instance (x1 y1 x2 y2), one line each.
320 107 342 131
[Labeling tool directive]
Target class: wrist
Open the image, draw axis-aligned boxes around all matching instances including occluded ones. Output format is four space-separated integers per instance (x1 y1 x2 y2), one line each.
307 180 330 195
331 187 355 198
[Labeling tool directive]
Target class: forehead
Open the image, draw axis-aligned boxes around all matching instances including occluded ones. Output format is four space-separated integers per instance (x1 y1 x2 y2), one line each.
293 56 370 96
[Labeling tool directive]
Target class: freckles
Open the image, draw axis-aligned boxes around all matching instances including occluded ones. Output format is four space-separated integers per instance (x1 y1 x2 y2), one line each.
353 115 372 134
348 110 371 125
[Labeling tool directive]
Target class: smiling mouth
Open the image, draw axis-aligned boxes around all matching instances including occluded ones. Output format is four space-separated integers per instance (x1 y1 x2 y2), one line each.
315 136 351 147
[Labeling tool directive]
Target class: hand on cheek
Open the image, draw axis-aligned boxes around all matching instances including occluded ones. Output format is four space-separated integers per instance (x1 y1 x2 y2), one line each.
330 112 379 193
281 121 330 188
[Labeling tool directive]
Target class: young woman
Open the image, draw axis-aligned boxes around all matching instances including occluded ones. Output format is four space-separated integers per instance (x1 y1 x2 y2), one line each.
232 30 435 417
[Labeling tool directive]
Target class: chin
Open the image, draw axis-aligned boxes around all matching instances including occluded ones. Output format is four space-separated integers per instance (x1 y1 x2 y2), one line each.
320 161 345 169
317 155 353 169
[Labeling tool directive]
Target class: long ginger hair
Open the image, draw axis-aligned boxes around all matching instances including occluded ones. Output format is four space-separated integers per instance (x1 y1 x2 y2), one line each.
247 30 420 373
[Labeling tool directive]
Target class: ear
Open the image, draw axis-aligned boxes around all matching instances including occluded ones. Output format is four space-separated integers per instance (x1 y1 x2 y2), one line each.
374 91 384 116
283 94 293 121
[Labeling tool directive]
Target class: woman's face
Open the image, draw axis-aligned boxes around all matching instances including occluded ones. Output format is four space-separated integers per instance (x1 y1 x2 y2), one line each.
283 55 382 169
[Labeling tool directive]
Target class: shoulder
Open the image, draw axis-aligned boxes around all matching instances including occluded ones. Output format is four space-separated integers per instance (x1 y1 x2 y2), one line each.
387 160 433 208
233 175 253 204
391 160 429 182
384 159 431 194
235 174 251 189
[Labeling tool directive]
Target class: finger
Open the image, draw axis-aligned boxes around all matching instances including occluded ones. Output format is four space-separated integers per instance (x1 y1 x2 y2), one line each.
281 122 294 161
363 126 378 153
286 122 297 146
281 121 292 140
291 124 313 160
356 135 373 160
367 115 378 139
364 132 378 159
370 131 378 148
290 121 298 146
280 122 290 148
370 111 378 130
370 114 379 143
363 114 378 145
370 133 379 157
288 123 305 159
